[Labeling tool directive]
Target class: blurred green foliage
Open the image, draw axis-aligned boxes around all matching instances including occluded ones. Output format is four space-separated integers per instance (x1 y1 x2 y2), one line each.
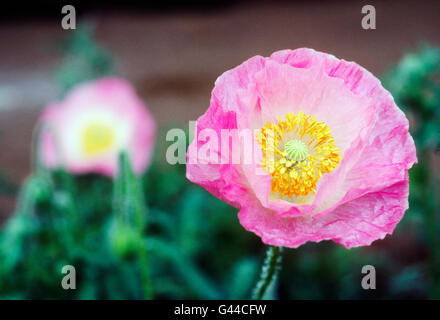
382 45 440 298
383 45 440 150
0 30 439 299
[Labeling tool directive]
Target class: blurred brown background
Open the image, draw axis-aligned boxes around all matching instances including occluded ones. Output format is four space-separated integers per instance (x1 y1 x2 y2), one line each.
0 0 439 221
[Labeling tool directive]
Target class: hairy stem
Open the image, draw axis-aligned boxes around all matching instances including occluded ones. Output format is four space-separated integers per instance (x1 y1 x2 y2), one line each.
251 246 283 300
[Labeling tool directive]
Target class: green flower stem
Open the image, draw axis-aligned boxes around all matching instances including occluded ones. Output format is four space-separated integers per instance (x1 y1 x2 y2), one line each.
113 152 153 299
251 246 283 300
138 243 153 299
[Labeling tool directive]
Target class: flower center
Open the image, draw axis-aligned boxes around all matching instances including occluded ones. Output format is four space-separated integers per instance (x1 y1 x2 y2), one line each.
257 111 341 200
284 139 308 161
82 123 115 156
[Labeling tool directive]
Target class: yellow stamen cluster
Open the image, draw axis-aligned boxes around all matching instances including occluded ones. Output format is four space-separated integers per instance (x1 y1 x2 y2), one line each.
82 123 115 156
256 111 341 199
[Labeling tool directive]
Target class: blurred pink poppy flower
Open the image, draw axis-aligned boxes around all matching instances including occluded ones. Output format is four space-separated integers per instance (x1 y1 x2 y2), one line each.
186 48 417 248
38 77 156 177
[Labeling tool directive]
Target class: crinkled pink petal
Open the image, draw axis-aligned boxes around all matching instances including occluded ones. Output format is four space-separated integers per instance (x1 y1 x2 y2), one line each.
238 177 409 248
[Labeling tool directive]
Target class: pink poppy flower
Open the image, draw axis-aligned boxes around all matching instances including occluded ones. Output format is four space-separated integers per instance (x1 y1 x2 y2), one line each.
38 77 156 177
186 48 417 248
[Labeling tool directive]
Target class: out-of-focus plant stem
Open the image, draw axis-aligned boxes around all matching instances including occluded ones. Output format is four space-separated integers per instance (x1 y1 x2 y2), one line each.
251 246 283 300
113 152 153 299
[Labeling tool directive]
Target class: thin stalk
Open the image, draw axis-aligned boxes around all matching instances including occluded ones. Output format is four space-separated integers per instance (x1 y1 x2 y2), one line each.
114 152 153 299
251 246 283 300
138 242 153 299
